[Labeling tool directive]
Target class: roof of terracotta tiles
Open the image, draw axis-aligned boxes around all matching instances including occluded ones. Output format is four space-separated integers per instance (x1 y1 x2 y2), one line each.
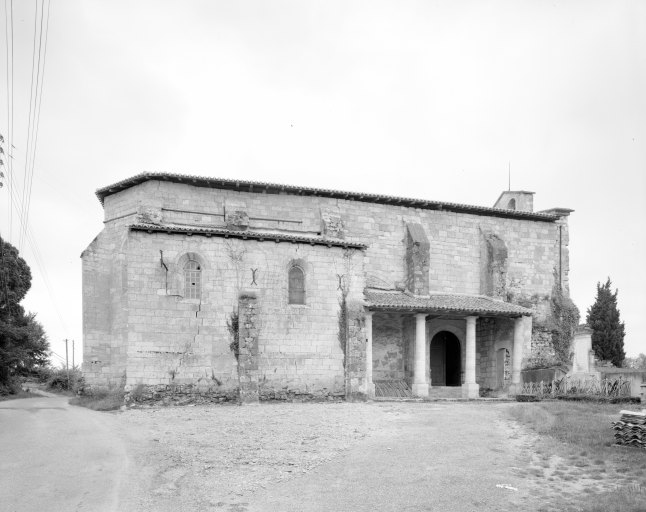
96 172 563 222
364 290 532 317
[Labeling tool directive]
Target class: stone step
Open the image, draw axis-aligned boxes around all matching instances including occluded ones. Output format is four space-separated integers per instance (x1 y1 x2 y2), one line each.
427 386 463 398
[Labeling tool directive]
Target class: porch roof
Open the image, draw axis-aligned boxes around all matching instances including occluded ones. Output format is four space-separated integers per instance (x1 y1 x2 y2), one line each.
364 289 532 317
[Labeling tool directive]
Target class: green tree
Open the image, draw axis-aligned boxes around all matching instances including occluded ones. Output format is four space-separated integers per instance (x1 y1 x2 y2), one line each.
586 278 626 367
0 236 50 391
624 353 646 370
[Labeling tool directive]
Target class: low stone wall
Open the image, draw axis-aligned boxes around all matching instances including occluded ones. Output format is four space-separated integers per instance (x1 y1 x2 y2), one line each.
598 369 646 398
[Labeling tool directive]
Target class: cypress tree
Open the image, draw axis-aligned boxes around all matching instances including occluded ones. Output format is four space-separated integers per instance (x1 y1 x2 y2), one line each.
586 278 626 367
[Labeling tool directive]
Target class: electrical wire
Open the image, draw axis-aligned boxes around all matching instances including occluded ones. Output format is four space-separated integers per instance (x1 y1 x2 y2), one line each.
3 0 14 240
22 0 50 251
18 0 40 252
6 168 69 335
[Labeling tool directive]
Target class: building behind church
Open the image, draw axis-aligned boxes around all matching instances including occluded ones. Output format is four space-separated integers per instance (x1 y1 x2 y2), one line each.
81 173 573 401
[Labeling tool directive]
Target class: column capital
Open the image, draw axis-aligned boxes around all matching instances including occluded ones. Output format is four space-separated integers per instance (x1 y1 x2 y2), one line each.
365 310 374 317
415 312 428 320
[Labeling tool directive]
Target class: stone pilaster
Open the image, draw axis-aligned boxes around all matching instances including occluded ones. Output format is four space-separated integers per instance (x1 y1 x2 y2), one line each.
237 292 259 404
405 223 430 296
344 299 368 402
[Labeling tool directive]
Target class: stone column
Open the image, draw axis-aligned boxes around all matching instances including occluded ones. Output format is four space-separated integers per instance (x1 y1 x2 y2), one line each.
365 311 375 398
412 313 429 398
462 316 479 398
508 316 524 396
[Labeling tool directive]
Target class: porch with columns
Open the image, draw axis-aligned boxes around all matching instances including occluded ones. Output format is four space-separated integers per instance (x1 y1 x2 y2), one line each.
364 301 531 399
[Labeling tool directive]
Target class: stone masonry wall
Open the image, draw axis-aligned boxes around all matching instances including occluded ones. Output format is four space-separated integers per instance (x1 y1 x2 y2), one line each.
86 179 569 392
100 180 569 306
372 313 405 381
98 227 364 396
81 221 130 388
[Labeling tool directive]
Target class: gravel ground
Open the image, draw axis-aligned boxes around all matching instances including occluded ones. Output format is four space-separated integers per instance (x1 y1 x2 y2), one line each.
119 402 395 511
114 400 642 512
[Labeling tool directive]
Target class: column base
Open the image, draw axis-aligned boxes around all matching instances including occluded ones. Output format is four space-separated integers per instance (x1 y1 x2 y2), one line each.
461 382 480 399
412 382 429 398
367 382 376 399
508 383 521 397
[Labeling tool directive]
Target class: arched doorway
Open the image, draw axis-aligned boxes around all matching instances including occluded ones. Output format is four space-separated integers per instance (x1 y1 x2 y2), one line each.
430 331 462 386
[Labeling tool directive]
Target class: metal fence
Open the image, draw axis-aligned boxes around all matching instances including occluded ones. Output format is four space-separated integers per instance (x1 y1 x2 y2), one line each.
521 375 632 397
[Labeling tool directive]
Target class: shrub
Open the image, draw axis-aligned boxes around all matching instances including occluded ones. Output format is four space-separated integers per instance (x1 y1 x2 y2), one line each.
44 365 84 393
70 387 125 411
516 394 542 402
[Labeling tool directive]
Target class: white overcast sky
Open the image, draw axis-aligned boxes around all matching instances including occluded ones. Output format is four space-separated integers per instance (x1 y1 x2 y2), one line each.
1 0 645 366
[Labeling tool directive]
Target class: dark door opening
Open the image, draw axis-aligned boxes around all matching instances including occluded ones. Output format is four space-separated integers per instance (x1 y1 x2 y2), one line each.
430 331 462 386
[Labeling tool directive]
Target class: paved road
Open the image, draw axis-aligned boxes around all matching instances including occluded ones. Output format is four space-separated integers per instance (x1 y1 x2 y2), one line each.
0 393 128 512
242 402 535 512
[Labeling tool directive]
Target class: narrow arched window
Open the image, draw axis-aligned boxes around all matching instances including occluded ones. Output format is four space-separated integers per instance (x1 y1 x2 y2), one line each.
184 260 202 300
507 198 516 210
288 266 305 304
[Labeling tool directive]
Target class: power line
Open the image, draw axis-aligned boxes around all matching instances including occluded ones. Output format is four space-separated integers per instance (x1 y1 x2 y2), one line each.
19 0 40 252
4 0 14 240
23 0 50 243
5 168 69 335
22 0 50 252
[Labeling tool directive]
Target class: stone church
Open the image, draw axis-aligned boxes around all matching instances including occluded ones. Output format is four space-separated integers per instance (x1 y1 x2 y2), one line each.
82 173 573 401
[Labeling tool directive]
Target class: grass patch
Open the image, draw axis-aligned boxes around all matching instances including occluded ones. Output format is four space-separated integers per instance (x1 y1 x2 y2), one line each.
70 387 125 411
509 402 646 512
585 486 646 512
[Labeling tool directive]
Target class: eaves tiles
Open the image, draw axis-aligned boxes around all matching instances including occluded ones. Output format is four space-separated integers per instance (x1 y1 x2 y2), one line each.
365 290 532 317
97 172 560 222
129 223 366 249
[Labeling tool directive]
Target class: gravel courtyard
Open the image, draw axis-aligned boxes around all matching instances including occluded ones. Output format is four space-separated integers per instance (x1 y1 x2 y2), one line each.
3 395 636 512
117 401 542 512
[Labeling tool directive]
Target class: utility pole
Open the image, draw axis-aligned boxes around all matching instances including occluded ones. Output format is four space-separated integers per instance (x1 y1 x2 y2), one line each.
65 339 70 389
72 339 75 368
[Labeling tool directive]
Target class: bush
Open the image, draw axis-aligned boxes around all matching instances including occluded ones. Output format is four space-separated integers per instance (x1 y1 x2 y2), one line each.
70 387 125 411
41 365 84 393
516 394 542 402
0 377 22 396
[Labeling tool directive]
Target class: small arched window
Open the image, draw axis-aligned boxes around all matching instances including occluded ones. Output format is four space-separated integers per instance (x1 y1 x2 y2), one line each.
507 198 516 210
288 266 305 305
184 260 202 300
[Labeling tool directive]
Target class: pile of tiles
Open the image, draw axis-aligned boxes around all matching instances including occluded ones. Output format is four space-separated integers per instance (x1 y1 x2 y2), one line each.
612 410 646 448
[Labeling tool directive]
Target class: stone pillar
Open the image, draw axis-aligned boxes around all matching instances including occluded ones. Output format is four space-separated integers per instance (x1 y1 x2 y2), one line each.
344 299 368 402
412 313 428 397
462 316 479 398
508 317 524 396
365 311 375 398
238 292 259 404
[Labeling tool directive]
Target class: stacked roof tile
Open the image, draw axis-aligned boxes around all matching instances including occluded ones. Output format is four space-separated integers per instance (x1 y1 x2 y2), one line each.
613 410 646 449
